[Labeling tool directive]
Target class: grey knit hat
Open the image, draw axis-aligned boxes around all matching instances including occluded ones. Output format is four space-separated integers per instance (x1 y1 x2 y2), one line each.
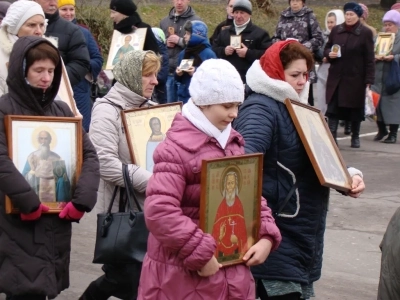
233 0 252 15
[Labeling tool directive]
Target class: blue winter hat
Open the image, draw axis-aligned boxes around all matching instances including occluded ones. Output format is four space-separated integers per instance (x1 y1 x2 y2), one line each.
343 2 363 17
184 20 208 39
185 21 208 47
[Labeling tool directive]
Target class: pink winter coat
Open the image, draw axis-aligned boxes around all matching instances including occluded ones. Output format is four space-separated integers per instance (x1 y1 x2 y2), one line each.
138 114 282 300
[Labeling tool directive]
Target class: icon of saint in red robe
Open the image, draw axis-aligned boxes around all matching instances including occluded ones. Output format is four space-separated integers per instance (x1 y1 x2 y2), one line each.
212 172 248 262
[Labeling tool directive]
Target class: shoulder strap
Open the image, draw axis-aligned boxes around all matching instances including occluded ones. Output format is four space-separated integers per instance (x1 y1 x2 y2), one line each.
123 164 143 212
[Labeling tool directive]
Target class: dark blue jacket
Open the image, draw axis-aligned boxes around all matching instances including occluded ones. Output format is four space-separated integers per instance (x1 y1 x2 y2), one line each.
153 40 168 104
72 20 103 132
233 90 329 285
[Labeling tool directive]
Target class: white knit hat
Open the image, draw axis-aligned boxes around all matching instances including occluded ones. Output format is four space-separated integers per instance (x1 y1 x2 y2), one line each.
1 0 45 35
189 59 244 106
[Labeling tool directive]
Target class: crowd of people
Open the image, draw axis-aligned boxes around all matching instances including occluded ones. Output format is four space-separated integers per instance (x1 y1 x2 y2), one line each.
0 0 399 299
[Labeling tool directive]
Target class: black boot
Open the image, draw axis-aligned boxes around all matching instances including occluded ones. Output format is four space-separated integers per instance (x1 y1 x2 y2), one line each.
374 121 388 141
328 117 339 144
351 121 361 148
80 281 112 300
344 121 351 135
383 124 398 144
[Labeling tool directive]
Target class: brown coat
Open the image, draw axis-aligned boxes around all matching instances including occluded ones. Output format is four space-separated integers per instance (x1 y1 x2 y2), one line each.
0 36 99 298
324 21 375 108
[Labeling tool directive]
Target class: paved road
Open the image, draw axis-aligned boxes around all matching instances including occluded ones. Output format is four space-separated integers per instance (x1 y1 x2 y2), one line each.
1 111 398 300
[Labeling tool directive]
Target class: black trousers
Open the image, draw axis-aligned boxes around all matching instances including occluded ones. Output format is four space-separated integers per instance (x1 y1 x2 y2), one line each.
80 263 142 300
256 281 302 300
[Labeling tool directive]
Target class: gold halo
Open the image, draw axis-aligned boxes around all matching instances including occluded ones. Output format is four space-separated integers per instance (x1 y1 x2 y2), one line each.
219 165 242 196
31 126 58 151
144 114 167 135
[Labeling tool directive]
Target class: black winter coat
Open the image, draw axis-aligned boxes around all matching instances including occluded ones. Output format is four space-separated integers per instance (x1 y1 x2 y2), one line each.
324 21 375 108
0 36 100 298
212 21 271 83
44 11 90 87
234 91 329 285
209 17 233 46
153 39 169 104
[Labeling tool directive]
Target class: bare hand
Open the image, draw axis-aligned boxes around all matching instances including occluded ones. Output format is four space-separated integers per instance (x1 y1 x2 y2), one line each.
236 43 248 58
329 52 338 59
383 55 394 61
348 175 365 198
242 239 272 266
375 55 384 61
322 57 328 63
167 34 180 45
187 66 195 76
175 67 183 76
225 45 235 56
197 256 222 277
167 41 175 48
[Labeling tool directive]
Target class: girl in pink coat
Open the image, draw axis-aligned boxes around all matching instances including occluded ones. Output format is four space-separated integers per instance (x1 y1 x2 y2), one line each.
138 59 282 300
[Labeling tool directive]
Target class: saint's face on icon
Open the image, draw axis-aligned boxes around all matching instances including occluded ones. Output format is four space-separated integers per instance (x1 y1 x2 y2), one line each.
150 117 162 135
225 174 236 195
124 35 132 46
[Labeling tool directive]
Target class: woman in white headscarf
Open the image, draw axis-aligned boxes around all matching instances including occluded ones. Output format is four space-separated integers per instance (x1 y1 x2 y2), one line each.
0 0 46 96
316 9 344 115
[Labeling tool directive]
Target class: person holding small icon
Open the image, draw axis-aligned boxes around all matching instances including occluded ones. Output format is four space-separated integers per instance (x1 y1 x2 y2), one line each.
175 20 216 104
212 0 271 83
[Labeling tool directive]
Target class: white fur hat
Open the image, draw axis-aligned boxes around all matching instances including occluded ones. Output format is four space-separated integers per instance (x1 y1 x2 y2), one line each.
189 59 244 106
1 0 45 35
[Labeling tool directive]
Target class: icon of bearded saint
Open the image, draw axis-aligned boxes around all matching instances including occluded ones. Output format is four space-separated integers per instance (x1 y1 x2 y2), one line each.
22 130 70 202
211 171 248 261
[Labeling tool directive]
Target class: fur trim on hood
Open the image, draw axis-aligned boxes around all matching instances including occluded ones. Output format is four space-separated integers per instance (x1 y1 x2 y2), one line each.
246 59 309 105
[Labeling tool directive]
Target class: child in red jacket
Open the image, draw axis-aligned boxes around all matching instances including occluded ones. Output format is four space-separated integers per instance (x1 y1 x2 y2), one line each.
138 59 281 300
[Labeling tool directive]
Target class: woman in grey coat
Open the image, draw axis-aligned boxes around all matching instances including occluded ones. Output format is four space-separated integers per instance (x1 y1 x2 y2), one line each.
372 10 400 144
82 50 160 300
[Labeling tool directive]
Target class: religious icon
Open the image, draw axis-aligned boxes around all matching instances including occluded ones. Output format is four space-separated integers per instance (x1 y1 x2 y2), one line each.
179 59 194 71
285 99 352 192
4 116 83 213
105 29 147 70
374 33 395 57
199 154 263 266
230 35 241 49
121 103 182 172
168 26 175 36
331 44 341 57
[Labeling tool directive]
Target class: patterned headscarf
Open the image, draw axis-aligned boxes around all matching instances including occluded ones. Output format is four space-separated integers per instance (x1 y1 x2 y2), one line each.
112 49 147 96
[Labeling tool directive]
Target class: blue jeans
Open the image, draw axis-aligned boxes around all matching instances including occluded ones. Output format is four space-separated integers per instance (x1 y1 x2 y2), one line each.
166 75 179 103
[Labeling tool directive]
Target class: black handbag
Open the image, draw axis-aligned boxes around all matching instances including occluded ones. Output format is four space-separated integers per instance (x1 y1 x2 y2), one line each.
92 164 149 264
386 59 400 95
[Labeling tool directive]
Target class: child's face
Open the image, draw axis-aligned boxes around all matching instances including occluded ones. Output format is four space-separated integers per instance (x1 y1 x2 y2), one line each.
327 16 337 31
184 31 191 44
200 102 241 130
